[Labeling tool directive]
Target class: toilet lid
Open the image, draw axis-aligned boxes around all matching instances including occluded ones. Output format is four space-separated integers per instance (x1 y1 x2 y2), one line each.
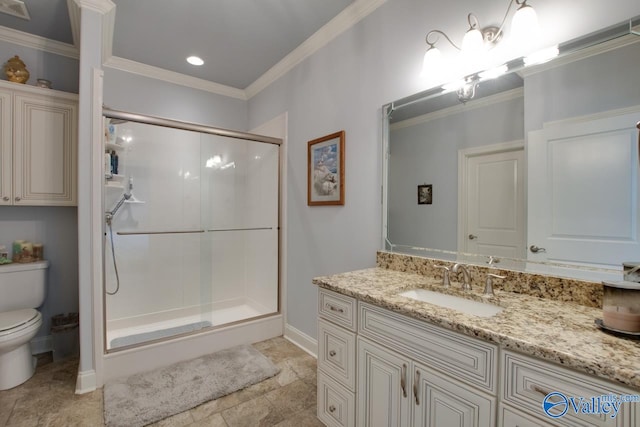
0 309 39 333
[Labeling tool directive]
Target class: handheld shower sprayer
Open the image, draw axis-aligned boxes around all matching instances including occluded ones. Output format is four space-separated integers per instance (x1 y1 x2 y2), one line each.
105 176 134 225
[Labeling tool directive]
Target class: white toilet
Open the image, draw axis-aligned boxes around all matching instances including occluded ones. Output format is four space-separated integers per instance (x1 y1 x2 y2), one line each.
0 260 48 390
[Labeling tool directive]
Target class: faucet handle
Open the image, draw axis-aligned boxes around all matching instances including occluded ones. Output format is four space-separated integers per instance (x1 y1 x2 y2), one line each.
435 265 450 288
484 273 505 296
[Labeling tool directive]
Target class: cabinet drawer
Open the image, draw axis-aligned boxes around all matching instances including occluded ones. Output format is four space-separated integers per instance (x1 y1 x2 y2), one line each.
358 302 497 393
500 403 556 427
502 350 637 427
318 319 356 391
319 288 357 331
318 370 355 427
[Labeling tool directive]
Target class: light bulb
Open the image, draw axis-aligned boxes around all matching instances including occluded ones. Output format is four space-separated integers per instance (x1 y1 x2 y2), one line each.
421 46 442 76
461 28 484 55
511 3 539 45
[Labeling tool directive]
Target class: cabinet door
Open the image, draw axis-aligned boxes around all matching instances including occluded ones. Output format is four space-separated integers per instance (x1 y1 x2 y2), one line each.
358 337 411 427
13 93 77 205
0 90 11 205
413 361 495 427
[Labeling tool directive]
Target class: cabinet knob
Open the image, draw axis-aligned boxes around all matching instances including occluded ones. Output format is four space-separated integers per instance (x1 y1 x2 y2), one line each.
328 405 336 413
14 196 20 202
329 350 336 357
2 196 8 201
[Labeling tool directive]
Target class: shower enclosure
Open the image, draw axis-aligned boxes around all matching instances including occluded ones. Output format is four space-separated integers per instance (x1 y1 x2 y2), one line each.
102 110 280 352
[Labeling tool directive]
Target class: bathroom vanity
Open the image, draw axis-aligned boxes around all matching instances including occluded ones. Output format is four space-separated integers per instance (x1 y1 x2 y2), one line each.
314 252 640 427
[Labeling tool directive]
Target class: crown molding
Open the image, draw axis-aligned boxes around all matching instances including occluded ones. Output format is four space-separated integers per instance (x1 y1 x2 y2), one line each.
0 25 78 59
390 87 524 130
245 0 387 98
520 34 640 77
104 56 248 100
68 0 115 64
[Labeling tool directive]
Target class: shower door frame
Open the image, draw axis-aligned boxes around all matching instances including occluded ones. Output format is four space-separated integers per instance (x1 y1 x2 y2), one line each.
101 107 283 354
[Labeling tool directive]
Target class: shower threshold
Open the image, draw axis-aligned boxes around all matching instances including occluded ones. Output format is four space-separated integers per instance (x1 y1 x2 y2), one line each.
106 298 272 350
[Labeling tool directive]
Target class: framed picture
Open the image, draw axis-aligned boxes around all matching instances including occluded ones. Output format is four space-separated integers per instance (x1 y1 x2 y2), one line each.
418 184 432 205
308 131 345 206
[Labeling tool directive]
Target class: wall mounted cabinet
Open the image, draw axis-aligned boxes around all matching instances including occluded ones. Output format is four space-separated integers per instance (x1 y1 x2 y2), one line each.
0 81 78 206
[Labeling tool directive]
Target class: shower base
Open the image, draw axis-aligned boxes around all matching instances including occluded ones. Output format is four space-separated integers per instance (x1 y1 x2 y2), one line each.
106 298 272 350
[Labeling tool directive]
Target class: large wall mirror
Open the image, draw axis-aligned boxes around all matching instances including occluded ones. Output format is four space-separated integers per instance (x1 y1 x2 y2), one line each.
382 16 640 281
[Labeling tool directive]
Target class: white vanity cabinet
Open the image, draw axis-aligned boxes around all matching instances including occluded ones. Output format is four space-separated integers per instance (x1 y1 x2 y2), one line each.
317 289 358 427
0 82 77 206
357 302 496 427
500 350 637 427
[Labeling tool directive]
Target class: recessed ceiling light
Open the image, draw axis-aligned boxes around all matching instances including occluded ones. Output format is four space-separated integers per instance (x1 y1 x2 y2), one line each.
186 56 204 66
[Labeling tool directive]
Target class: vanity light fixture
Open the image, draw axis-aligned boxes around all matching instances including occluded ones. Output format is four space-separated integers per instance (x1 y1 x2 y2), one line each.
422 0 539 74
186 56 204 66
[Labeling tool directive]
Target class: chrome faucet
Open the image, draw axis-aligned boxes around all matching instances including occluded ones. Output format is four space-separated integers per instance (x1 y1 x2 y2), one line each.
452 263 472 291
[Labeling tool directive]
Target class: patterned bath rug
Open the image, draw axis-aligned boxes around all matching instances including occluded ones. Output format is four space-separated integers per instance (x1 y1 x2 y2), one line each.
103 344 279 427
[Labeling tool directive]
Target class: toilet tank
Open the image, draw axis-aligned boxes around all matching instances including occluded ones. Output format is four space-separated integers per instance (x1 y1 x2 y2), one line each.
0 261 49 312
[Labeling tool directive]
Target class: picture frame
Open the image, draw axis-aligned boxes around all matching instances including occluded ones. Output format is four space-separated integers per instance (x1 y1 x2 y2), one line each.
308 131 345 206
418 184 432 205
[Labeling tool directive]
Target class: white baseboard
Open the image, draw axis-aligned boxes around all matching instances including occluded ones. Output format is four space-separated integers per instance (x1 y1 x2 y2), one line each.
75 369 97 394
31 335 53 355
284 323 317 358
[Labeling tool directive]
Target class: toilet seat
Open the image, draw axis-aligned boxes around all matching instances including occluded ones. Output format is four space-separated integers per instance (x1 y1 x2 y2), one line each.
0 309 40 337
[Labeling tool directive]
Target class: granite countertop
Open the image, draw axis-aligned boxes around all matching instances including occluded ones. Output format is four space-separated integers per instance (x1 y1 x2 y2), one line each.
313 267 640 391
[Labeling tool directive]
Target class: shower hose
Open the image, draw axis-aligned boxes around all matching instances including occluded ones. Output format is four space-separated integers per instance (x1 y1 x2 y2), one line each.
106 220 121 295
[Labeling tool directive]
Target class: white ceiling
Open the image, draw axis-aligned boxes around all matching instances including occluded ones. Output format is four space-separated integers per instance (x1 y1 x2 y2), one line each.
0 0 355 90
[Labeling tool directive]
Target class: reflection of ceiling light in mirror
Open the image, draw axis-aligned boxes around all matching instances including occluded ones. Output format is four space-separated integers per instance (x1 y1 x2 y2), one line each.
186 56 204 66
479 64 508 80
206 155 222 168
220 162 236 170
523 45 559 66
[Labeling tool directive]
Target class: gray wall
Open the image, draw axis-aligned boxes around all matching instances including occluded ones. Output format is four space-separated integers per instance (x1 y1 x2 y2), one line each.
0 40 79 355
247 0 640 340
525 41 640 133
103 68 248 130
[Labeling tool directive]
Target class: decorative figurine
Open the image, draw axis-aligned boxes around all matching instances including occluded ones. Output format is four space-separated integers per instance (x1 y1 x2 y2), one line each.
4 55 30 84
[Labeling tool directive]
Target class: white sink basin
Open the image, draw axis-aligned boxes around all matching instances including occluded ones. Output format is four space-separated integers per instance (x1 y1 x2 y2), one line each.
399 289 504 318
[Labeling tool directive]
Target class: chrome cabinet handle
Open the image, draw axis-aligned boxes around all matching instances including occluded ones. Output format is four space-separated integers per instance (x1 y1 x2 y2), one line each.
329 350 336 357
400 364 407 398
468 234 478 240
329 405 336 413
2 196 8 201
413 370 420 405
529 245 546 253
326 304 344 313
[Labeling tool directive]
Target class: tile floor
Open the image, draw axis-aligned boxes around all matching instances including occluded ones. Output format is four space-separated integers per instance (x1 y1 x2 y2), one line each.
0 337 323 427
